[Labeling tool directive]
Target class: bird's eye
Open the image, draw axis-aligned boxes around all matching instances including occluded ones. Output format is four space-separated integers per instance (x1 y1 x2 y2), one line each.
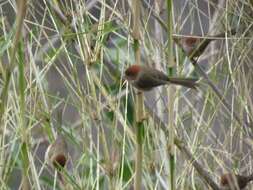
125 70 131 76
126 69 137 76
124 70 135 81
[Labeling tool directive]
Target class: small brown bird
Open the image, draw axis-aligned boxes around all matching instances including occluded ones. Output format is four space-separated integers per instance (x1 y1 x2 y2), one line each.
220 173 253 189
124 64 198 91
45 134 68 171
174 29 236 58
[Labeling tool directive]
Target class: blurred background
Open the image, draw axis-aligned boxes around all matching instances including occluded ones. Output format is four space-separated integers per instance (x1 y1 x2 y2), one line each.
0 0 253 189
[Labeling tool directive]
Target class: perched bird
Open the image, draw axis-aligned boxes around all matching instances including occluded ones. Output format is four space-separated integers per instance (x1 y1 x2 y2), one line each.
173 29 236 58
45 134 68 171
124 64 198 91
220 173 253 189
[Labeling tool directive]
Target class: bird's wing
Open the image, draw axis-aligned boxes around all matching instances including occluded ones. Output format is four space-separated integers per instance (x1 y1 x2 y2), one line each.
152 69 170 81
135 71 168 90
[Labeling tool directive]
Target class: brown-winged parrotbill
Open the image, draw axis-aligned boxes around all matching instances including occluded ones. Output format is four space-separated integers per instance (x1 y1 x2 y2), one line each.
220 173 253 190
45 134 68 171
124 64 198 91
173 29 236 58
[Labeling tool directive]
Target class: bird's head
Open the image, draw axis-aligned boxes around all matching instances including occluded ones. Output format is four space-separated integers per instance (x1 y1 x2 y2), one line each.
52 154 67 170
184 37 198 47
220 173 231 186
220 173 238 187
124 65 141 81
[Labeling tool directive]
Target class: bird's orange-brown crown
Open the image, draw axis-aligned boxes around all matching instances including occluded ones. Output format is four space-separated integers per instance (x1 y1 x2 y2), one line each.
53 154 67 169
125 64 141 78
220 174 229 185
220 173 234 186
185 37 198 46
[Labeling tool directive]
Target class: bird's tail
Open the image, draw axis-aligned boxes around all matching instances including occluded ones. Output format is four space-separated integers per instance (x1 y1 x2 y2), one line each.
168 77 198 89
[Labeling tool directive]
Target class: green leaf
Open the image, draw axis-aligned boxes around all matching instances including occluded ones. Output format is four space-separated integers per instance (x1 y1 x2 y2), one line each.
119 160 133 182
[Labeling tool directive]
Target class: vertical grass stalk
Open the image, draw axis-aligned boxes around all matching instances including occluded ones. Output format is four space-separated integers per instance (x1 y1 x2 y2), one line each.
132 0 144 189
3 1 30 189
18 39 30 190
166 0 176 189
0 0 27 123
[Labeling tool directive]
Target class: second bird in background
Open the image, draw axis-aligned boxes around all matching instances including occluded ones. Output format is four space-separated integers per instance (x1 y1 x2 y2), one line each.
220 173 253 190
45 134 69 171
173 29 236 59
